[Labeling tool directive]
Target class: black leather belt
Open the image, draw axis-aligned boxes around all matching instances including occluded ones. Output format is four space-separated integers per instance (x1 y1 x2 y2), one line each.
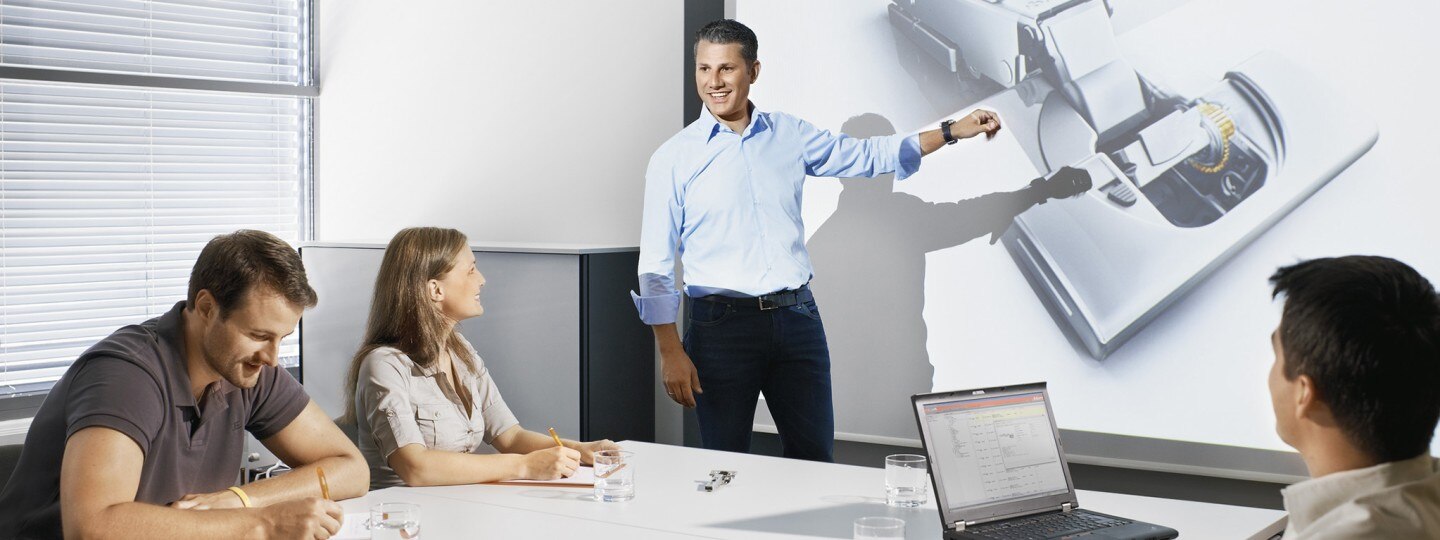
695 285 813 311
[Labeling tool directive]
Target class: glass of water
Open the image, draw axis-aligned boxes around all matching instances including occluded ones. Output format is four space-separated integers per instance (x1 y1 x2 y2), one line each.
854 516 906 539
593 449 635 502
366 502 420 539
885 454 928 507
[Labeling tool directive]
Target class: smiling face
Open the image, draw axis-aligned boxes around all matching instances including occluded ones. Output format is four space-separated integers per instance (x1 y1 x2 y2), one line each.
431 247 486 322
196 287 302 389
695 40 759 124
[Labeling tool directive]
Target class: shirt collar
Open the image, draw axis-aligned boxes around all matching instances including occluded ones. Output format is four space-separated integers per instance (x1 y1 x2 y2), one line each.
409 354 444 377
153 300 207 407
404 340 475 382
695 101 770 142
1282 453 1439 530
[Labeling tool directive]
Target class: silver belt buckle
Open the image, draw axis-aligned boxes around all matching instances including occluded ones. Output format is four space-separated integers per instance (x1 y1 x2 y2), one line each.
758 295 778 310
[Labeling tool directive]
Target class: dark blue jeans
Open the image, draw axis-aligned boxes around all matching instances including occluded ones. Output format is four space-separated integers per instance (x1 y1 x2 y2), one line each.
684 295 834 462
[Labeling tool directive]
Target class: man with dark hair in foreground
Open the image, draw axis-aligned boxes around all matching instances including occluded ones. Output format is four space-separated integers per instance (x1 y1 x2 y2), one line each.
0 230 367 539
1267 255 1440 538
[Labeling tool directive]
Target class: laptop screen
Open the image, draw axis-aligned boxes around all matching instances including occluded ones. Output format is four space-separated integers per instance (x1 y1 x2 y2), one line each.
919 389 1072 513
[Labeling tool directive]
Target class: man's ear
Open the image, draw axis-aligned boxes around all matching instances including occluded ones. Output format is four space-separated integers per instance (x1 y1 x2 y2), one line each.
750 60 761 83
1295 374 1329 425
193 289 218 322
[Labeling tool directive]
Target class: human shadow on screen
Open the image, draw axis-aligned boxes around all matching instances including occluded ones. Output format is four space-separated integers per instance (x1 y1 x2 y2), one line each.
807 113 1079 441
705 500 937 539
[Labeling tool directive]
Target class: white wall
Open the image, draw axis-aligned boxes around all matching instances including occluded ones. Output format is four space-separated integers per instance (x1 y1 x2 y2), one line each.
315 1 687 445
316 0 682 245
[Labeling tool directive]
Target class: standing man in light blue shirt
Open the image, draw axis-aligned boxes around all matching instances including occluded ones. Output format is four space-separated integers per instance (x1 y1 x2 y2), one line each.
633 19 1001 462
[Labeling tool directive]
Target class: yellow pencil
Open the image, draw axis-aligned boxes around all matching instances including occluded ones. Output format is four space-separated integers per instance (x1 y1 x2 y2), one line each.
317 466 331 500
548 427 564 448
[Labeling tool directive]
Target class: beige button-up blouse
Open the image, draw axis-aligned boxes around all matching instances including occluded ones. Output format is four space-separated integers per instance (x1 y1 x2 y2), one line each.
355 335 520 489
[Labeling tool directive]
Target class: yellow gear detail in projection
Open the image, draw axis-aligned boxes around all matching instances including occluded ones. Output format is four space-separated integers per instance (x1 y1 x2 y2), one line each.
1189 102 1236 174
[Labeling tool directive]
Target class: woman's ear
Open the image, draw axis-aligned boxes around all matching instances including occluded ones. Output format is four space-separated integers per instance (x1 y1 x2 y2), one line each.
427 279 444 303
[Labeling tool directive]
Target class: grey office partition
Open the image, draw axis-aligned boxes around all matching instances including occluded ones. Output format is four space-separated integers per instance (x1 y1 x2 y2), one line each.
299 243 653 444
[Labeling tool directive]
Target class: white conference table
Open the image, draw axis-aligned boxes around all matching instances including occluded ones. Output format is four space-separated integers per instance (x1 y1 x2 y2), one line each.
340 441 1285 539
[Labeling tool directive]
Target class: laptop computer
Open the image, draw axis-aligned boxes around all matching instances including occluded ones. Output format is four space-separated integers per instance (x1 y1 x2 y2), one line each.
911 382 1179 540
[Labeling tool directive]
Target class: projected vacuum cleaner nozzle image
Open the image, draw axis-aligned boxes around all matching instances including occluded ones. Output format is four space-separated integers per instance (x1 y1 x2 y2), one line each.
892 0 1377 359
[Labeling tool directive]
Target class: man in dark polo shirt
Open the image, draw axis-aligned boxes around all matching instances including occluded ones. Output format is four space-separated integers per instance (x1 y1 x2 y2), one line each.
0 230 368 539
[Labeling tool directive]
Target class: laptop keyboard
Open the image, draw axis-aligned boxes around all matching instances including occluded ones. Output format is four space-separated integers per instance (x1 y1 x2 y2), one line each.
965 510 1128 539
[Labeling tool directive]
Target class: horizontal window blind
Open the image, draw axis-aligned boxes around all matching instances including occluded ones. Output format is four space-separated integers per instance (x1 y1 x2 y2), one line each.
1 0 307 85
1 79 310 397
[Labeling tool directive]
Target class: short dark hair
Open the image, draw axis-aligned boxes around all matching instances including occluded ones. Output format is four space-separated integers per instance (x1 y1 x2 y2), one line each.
1270 255 1440 462
188 229 318 317
694 19 758 66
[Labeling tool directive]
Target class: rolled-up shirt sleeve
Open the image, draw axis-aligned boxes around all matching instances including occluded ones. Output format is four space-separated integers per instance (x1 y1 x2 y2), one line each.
795 116 923 180
358 352 426 460
633 145 685 325
898 134 922 180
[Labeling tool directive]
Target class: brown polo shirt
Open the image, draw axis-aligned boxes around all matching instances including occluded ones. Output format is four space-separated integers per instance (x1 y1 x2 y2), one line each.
0 301 310 539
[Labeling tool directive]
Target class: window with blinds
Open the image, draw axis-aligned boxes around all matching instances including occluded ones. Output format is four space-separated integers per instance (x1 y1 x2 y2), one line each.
1 0 308 85
0 0 313 402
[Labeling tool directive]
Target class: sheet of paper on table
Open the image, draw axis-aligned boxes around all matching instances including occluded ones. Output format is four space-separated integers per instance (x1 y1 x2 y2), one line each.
489 466 596 487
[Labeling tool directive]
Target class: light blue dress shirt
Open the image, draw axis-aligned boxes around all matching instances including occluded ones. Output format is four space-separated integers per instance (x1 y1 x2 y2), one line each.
632 105 923 325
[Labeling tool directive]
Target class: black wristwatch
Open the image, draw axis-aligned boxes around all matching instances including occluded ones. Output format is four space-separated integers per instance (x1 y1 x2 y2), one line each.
940 119 958 145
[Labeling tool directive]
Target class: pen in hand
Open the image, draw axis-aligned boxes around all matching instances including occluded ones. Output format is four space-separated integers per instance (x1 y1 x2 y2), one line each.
548 427 564 448
548 427 582 479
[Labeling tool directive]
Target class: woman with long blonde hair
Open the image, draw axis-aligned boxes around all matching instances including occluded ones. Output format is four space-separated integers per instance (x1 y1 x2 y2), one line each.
345 227 618 488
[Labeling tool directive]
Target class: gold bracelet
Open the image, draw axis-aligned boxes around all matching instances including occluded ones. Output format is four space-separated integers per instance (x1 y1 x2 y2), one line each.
227 486 252 508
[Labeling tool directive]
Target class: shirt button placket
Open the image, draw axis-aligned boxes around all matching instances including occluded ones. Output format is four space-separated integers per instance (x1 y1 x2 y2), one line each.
746 141 762 220
743 138 772 274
